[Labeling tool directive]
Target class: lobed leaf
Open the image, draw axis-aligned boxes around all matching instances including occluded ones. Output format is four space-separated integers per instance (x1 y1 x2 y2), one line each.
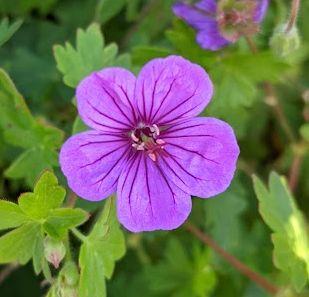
78 197 126 297
0 69 64 186
0 18 23 47
253 172 309 292
0 199 29 230
43 208 88 239
0 222 41 264
54 23 130 88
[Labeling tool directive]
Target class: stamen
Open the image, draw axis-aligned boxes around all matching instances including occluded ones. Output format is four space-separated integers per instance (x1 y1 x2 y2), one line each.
131 132 139 142
148 153 157 162
156 139 165 145
131 123 165 161
153 124 160 136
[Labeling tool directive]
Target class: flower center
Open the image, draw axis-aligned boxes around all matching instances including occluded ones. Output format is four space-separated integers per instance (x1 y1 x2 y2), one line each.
131 124 165 162
217 0 259 42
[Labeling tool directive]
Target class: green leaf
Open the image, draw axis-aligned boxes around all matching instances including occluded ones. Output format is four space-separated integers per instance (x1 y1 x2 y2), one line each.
72 116 88 134
205 176 248 253
4 148 59 186
132 46 171 65
166 20 289 114
0 18 23 47
0 69 64 186
54 23 130 88
253 172 309 292
43 208 88 239
79 197 126 297
146 239 217 297
0 222 41 264
300 123 309 142
32 227 45 275
0 199 29 230
95 0 126 24
18 171 66 220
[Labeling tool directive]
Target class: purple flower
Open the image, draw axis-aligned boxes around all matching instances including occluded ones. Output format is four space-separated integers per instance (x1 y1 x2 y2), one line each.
173 0 269 51
60 56 239 232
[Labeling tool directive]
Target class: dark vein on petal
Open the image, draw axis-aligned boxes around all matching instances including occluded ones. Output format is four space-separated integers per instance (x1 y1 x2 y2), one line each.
159 102 201 126
163 134 215 139
119 85 137 123
161 123 206 135
92 148 129 188
144 156 154 217
87 99 130 127
147 76 159 124
128 154 143 222
155 90 198 124
142 80 147 123
94 74 135 126
166 152 211 182
155 162 177 206
79 139 127 148
86 116 129 132
167 142 220 165
159 156 189 188
80 143 128 168
151 78 177 122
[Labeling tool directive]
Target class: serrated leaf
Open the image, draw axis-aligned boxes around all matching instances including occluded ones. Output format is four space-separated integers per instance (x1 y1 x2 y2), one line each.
0 69 64 186
146 239 217 297
0 222 41 264
18 171 66 220
253 172 309 292
54 23 130 88
79 197 126 297
0 199 29 230
43 208 88 239
0 18 23 47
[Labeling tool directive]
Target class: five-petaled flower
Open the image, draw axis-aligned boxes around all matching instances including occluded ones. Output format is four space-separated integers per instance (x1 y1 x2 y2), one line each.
60 56 239 232
173 0 269 51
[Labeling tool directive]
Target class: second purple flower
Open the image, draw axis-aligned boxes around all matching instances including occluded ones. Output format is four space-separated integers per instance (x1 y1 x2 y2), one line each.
173 0 269 51
60 56 239 232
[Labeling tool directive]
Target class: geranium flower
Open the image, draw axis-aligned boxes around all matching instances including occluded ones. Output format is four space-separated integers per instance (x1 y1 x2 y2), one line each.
60 56 239 232
173 0 269 51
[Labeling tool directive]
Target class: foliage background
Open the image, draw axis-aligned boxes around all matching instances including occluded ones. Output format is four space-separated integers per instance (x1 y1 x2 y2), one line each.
0 0 308 296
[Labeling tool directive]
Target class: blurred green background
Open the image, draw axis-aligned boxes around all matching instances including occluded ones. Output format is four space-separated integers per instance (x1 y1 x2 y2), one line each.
0 0 308 296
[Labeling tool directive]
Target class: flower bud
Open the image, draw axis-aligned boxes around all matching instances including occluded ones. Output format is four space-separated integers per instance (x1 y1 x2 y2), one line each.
270 23 300 58
61 261 79 287
60 287 78 297
44 237 66 269
217 0 260 42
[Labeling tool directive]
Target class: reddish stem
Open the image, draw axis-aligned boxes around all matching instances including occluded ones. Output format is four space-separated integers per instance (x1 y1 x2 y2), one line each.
185 223 280 296
285 0 301 33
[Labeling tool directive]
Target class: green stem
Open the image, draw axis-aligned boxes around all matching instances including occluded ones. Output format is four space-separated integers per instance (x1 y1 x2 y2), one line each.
245 36 297 144
71 228 87 242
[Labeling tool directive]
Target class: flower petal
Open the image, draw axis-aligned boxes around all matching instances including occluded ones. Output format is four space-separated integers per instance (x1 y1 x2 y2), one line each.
173 1 216 31
76 68 137 132
254 0 269 22
135 55 213 125
196 27 230 51
158 117 239 198
195 0 217 14
117 153 192 232
60 131 131 201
